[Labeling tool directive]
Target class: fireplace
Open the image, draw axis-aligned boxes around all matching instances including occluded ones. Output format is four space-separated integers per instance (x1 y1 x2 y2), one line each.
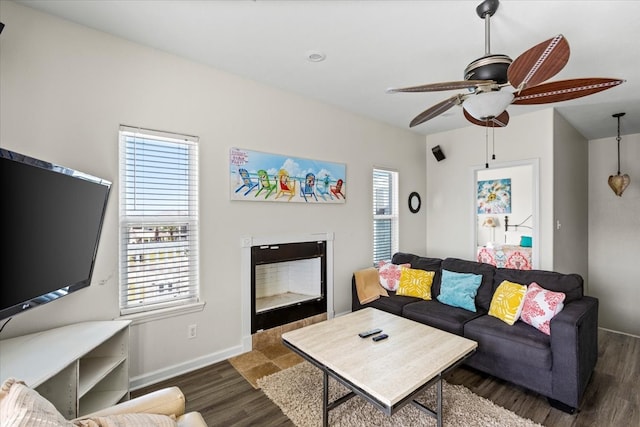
251 241 326 333
241 232 334 350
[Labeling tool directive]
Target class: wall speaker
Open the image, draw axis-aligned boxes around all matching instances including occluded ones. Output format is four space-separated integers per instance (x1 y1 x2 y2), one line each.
432 145 445 162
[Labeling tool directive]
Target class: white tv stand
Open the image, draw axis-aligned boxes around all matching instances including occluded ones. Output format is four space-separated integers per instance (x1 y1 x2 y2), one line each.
0 320 131 419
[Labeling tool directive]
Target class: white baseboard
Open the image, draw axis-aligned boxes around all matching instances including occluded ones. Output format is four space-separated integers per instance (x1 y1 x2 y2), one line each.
130 309 353 390
129 344 245 390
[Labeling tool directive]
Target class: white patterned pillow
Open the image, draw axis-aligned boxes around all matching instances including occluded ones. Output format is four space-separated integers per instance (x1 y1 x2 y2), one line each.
520 282 566 335
0 378 73 427
377 260 411 291
74 414 177 426
0 378 177 427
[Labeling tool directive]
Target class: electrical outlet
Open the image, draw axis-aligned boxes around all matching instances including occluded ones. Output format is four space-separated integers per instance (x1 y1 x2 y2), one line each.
188 324 197 339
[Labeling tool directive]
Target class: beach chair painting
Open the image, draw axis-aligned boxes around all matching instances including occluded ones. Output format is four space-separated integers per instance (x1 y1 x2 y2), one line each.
316 174 334 201
255 169 277 199
300 173 318 202
230 148 345 204
234 168 258 196
275 169 296 201
330 179 345 199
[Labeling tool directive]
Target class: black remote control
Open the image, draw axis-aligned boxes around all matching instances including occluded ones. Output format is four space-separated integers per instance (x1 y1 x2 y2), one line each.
358 328 382 338
372 334 389 342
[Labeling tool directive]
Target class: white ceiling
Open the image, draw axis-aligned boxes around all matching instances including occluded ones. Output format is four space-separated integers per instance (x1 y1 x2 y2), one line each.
13 0 640 139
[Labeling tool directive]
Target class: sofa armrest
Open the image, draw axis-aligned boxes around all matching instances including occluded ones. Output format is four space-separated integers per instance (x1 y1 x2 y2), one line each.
550 296 599 409
78 387 186 419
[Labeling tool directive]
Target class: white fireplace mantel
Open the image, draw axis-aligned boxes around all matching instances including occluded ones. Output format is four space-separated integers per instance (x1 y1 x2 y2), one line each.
240 232 334 352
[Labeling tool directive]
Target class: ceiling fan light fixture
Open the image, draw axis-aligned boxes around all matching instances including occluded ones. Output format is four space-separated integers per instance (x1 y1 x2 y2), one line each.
391 0 624 129
463 90 514 120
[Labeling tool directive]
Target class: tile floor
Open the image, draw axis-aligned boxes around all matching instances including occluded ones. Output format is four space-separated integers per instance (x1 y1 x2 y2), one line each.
228 313 326 388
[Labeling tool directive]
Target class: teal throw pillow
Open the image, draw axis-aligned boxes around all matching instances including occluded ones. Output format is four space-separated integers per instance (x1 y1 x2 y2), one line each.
437 269 483 312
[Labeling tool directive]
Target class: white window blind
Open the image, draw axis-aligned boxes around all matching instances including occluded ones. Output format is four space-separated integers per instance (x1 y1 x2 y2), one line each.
373 168 399 265
119 126 199 315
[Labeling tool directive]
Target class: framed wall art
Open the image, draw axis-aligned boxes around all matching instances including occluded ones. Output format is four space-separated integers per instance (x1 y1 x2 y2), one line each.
229 148 346 204
477 178 511 214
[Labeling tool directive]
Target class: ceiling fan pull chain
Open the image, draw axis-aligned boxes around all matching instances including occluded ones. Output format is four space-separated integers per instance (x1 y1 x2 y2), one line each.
492 122 496 160
485 121 490 168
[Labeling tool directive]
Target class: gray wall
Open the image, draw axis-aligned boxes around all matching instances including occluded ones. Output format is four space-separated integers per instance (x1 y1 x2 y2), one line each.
0 2 427 384
1 2 637 391
588 131 640 336
425 109 556 269
552 111 589 280
425 108 639 337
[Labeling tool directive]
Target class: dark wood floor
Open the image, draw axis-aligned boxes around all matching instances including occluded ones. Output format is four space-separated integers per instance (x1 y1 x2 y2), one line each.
132 328 639 426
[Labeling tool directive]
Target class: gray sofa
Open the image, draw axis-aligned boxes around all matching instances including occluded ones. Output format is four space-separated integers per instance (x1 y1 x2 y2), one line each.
351 252 599 413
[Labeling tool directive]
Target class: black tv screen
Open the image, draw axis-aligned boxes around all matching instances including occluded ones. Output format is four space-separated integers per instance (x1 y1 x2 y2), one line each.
0 148 111 320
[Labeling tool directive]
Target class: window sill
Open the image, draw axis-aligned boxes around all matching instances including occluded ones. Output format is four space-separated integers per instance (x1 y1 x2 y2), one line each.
117 301 206 326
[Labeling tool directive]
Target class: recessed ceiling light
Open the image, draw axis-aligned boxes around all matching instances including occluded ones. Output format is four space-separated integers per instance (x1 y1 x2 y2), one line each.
306 50 326 62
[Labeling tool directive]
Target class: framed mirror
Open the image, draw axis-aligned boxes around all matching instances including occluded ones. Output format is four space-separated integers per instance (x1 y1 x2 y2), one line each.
408 192 421 213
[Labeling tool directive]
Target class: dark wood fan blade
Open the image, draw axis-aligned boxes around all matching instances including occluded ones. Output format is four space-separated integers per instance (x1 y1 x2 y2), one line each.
463 109 509 127
388 80 493 93
512 78 625 104
410 95 462 128
508 34 570 90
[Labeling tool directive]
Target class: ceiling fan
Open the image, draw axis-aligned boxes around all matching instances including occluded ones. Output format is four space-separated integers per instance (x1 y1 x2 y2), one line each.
387 0 625 129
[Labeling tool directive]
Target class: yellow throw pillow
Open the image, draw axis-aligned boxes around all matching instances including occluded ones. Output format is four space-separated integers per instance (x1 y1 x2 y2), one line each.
488 280 527 325
396 268 435 300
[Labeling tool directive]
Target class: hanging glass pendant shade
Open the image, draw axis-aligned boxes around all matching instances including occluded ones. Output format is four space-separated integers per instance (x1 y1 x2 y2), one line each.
607 112 630 197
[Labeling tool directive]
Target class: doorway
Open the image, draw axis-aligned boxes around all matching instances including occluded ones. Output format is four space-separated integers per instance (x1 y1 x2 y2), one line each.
472 159 539 269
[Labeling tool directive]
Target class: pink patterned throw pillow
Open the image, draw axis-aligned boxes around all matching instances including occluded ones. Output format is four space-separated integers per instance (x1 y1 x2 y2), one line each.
520 282 566 335
378 260 411 291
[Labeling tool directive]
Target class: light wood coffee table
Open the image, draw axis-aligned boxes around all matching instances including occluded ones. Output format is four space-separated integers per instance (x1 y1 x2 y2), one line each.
282 307 477 427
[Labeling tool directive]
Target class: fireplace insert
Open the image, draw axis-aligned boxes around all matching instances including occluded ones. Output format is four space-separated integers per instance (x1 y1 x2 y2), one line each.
251 241 326 333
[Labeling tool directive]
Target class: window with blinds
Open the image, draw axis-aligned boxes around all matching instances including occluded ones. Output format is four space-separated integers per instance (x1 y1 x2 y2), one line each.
119 126 199 315
373 168 399 265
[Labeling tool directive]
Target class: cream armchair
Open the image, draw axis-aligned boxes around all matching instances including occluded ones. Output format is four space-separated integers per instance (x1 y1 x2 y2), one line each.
75 387 207 427
1 378 207 427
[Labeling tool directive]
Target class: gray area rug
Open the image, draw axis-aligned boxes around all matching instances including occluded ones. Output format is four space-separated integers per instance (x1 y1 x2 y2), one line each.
258 362 543 427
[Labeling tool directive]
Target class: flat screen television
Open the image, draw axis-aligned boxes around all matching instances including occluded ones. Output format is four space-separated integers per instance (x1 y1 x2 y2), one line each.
0 148 112 320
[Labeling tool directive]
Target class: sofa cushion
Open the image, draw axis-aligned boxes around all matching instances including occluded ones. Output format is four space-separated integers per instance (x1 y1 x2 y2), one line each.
520 282 566 335
441 258 495 311
393 253 443 297
488 280 527 325
363 291 420 316
378 260 410 291
391 252 419 265
493 268 582 303
396 268 435 300
464 315 552 371
402 300 484 335
437 269 483 312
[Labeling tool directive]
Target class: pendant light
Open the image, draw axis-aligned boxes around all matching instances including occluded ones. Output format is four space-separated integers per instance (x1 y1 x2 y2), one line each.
608 112 630 197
